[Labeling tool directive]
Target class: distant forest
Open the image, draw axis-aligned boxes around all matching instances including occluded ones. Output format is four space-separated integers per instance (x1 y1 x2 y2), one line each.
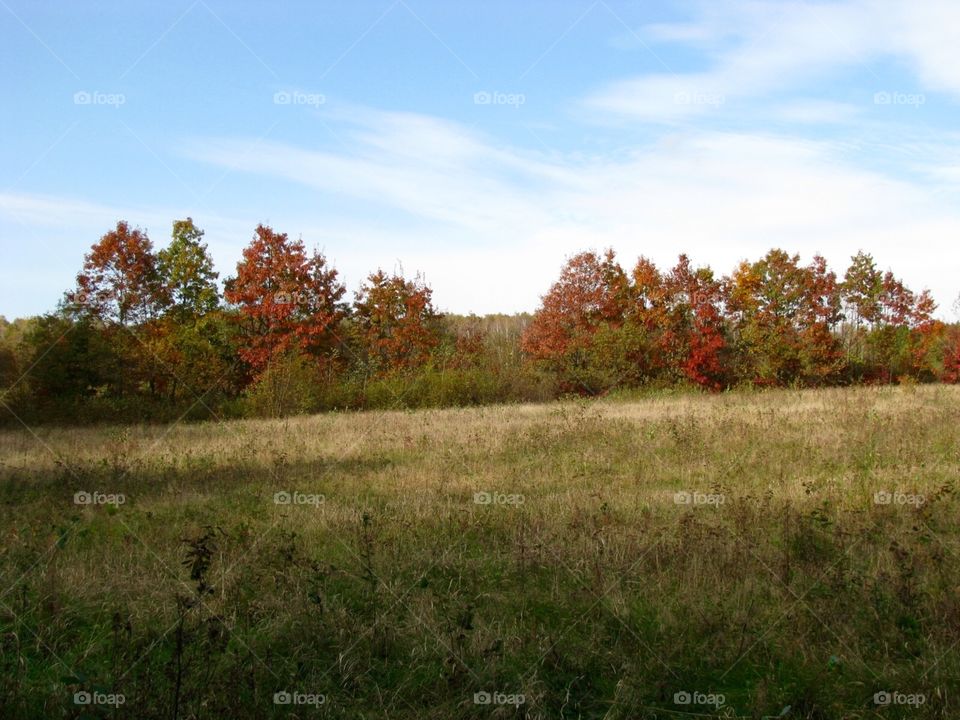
1 218 958 424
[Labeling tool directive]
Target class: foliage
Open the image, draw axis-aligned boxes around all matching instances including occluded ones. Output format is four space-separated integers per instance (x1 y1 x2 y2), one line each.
224 224 346 373
3 221 958 424
353 270 440 373
158 218 220 319
66 221 168 326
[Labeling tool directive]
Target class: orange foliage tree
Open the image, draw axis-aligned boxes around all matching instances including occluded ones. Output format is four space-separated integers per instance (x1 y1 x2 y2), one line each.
521 250 629 364
353 270 439 372
67 221 168 326
64 221 170 397
943 328 960 383
224 225 346 373
726 250 845 385
663 255 728 389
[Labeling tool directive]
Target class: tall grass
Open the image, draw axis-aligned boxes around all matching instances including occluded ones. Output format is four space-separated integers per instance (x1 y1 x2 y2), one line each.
1 385 958 718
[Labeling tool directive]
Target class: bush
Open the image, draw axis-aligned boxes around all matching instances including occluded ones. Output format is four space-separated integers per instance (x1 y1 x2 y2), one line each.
243 352 325 418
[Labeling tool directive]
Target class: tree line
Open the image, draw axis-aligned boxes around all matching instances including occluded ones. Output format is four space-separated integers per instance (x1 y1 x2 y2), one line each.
0 219 958 423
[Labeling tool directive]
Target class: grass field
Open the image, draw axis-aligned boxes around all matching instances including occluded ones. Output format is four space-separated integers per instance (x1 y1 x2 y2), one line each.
1 385 959 718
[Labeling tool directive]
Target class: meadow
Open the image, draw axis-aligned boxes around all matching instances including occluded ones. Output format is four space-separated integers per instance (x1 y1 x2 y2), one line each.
1 384 958 718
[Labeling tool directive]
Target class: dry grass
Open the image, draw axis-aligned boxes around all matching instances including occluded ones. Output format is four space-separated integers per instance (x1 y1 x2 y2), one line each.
1 385 959 718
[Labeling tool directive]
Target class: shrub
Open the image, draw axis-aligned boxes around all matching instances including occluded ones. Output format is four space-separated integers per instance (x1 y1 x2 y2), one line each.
243 351 324 418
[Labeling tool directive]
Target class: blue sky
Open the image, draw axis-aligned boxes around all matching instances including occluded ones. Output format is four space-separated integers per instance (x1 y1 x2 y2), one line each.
2 0 959 319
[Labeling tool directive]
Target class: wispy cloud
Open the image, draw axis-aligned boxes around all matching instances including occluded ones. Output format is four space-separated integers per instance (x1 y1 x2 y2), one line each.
585 0 960 122
180 105 960 315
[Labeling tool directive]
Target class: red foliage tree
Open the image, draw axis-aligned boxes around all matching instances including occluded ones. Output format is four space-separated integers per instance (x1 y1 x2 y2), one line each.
663 255 728 389
521 250 629 363
224 225 346 372
909 290 942 379
353 270 439 371
67 221 167 325
798 255 845 383
943 329 960 384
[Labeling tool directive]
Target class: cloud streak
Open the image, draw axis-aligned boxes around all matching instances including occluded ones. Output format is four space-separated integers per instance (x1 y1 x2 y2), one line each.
181 105 960 316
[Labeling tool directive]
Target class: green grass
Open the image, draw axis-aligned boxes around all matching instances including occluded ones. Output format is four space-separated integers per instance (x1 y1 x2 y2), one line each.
1 385 959 718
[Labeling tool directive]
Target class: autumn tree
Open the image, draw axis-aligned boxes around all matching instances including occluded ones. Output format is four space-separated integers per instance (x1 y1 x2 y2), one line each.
797 255 845 383
839 250 883 368
66 221 168 325
158 218 219 319
142 218 239 405
58 221 171 398
521 250 629 363
661 255 728 389
726 250 844 385
521 250 633 392
908 290 943 380
842 252 883 329
353 270 440 372
844 259 939 382
943 327 960 383
224 225 346 373
727 250 804 383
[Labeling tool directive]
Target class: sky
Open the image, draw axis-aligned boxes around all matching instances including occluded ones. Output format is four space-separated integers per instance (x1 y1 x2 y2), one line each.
1 0 959 319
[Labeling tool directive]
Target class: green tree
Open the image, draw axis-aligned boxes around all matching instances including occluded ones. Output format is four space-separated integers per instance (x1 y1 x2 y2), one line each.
23 315 120 402
158 218 220 319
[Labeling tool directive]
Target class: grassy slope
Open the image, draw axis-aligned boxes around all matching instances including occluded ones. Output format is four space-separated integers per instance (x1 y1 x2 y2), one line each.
1 385 959 718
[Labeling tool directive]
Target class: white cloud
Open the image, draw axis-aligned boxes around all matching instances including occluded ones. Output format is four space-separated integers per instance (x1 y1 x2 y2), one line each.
586 0 960 122
4 105 959 319
179 108 960 317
